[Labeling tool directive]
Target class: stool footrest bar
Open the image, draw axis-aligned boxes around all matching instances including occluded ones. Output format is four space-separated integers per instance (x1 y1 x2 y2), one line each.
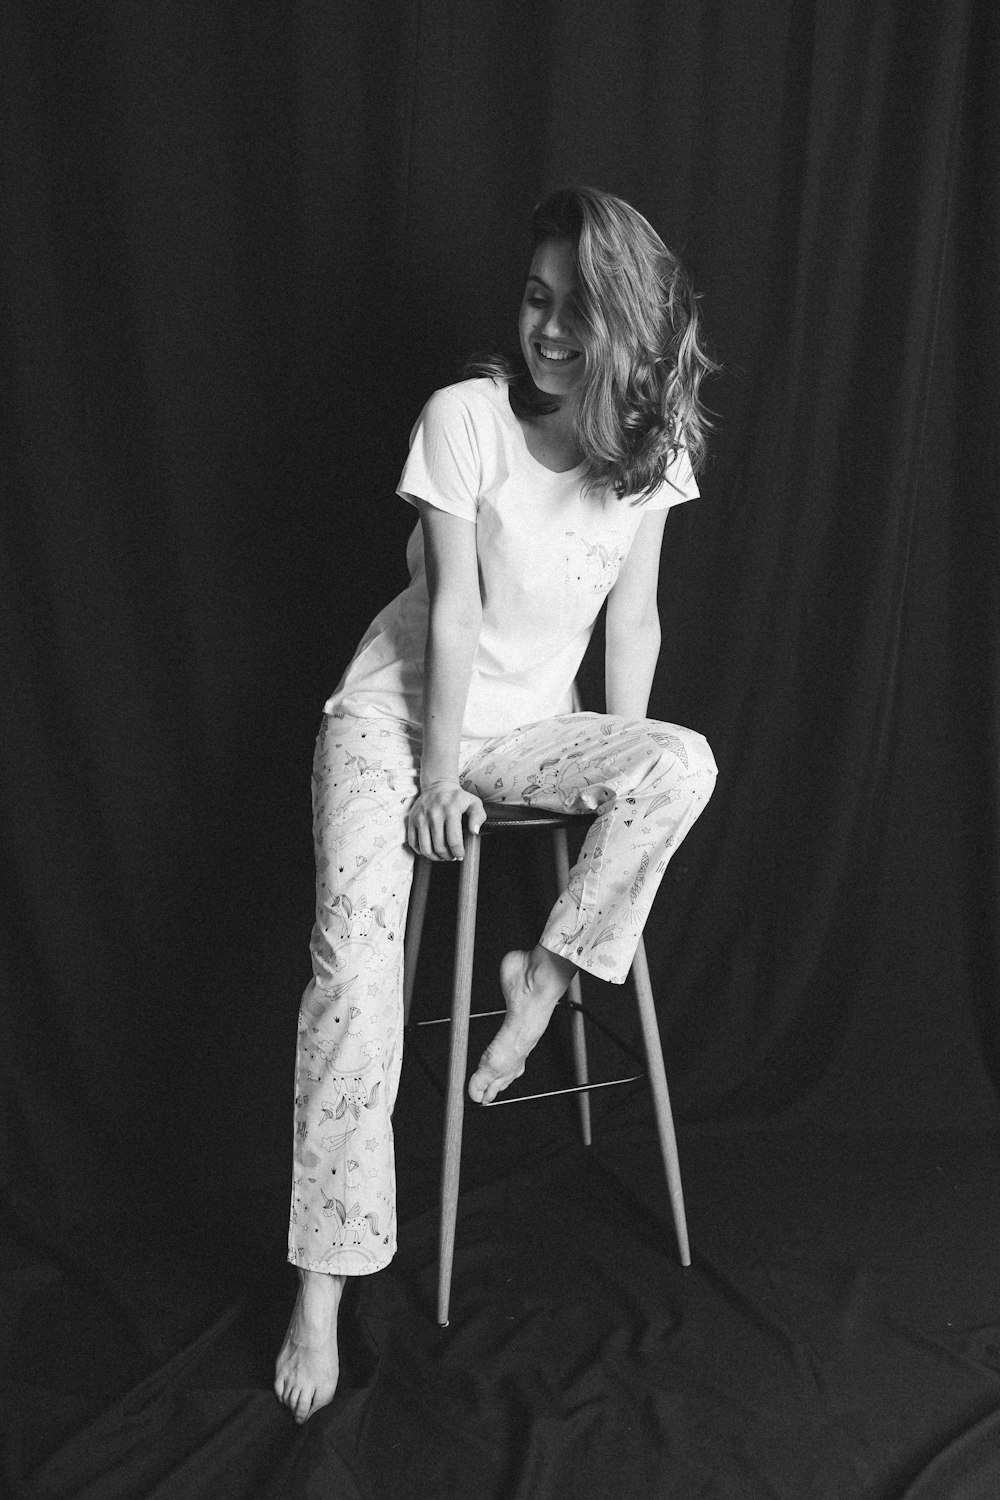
478 1072 645 1106
561 999 646 1067
412 1008 506 1027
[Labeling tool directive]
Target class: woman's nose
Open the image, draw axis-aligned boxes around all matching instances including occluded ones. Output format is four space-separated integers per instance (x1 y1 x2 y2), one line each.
540 304 572 339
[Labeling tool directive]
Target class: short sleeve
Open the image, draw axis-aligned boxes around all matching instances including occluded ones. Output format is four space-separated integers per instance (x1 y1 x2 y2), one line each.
396 388 481 523
643 445 700 512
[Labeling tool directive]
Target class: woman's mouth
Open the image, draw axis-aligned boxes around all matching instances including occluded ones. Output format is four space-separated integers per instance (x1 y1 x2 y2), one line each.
534 341 581 364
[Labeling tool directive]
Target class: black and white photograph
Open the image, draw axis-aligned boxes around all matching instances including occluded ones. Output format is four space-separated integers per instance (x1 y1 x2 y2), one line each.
1 2 998 1496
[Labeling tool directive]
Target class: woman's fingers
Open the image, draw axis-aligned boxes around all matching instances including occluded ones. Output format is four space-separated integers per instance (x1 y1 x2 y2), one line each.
407 790 487 860
445 808 465 860
422 811 441 859
467 795 487 836
408 806 451 861
407 809 434 860
432 802 463 859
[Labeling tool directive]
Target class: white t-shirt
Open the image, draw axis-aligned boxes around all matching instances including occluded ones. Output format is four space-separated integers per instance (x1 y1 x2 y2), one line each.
325 377 699 743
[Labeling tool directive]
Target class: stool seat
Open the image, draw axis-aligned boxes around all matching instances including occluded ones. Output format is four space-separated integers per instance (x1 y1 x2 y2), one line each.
403 804 690 1325
478 800 597 831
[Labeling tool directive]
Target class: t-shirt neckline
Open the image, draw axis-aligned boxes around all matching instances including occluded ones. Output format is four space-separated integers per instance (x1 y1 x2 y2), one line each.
502 383 586 479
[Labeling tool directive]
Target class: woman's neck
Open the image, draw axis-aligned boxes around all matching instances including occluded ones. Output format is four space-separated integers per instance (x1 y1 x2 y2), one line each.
518 396 582 472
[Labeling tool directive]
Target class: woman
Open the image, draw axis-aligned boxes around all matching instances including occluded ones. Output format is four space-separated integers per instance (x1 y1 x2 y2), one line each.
275 186 718 1422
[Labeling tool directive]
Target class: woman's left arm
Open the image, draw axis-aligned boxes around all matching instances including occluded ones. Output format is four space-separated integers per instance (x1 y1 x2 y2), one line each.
604 508 669 719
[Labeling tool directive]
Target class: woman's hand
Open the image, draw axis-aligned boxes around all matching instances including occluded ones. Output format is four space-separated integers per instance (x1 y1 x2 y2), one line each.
406 781 486 861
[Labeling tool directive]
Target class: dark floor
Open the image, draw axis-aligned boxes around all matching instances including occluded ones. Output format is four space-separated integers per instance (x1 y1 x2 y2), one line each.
3 1060 1000 1500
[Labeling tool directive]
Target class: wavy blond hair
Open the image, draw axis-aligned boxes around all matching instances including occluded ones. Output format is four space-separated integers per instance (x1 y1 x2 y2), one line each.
470 186 717 502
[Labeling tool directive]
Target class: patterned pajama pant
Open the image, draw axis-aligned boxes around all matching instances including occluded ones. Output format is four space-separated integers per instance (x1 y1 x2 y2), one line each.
287 708 717 1276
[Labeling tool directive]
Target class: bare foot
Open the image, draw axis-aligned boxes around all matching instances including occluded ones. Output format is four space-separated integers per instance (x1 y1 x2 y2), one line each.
274 1268 344 1423
468 946 576 1104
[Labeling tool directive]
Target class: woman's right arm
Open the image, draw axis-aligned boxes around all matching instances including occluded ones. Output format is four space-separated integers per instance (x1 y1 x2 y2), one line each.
405 499 486 861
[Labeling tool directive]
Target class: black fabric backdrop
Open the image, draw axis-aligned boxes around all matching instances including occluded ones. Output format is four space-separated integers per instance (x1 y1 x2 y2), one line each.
2 2 999 1497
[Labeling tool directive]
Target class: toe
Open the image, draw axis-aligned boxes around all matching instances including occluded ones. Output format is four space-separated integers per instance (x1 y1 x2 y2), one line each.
468 1059 491 1103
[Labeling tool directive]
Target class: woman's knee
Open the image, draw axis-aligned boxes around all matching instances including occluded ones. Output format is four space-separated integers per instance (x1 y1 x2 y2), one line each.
644 721 718 787
684 728 718 785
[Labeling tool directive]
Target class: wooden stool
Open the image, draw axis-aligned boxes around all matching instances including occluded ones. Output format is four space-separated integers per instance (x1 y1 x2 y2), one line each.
403 801 690 1326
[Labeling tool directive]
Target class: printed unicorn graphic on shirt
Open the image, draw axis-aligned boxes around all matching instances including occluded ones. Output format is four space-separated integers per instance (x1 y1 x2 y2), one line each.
564 531 628 594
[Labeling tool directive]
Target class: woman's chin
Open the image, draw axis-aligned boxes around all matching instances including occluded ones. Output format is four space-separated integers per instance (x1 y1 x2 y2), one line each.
527 363 581 399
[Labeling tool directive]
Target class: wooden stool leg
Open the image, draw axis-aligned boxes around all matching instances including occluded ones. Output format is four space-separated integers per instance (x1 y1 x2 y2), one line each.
402 855 431 1025
630 935 691 1266
437 828 481 1326
552 827 592 1147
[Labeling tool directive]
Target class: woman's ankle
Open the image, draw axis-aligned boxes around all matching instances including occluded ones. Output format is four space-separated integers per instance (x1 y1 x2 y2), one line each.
298 1268 345 1304
527 943 576 999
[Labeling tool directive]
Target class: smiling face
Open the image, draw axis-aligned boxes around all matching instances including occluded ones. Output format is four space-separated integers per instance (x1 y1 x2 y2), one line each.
518 237 585 400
